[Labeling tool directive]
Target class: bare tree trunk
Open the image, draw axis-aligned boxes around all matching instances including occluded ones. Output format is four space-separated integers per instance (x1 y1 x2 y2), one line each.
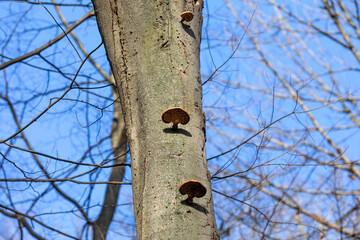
93 89 127 240
92 0 219 239
51 5 129 238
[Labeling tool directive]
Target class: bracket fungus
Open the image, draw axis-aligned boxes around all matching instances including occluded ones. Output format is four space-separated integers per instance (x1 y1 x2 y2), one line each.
179 180 207 204
162 107 190 130
180 11 194 23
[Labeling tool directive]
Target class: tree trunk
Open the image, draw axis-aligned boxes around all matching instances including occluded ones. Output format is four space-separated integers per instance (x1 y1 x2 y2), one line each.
93 87 127 240
91 1 219 239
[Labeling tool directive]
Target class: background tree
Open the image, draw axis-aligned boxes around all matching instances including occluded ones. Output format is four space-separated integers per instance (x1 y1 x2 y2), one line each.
0 1 131 239
1 0 360 239
205 0 360 239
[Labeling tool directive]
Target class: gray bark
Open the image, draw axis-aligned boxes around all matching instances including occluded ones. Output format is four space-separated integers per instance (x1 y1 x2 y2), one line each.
91 1 219 239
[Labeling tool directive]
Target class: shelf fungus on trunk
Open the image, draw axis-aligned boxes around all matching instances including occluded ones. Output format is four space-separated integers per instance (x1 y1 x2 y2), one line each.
162 107 190 130
179 180 207 204
180 11 194 23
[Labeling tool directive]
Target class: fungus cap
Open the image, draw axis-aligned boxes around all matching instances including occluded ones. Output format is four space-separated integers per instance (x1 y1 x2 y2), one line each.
162 107 190 128
181 11 194 22
179 180 207 203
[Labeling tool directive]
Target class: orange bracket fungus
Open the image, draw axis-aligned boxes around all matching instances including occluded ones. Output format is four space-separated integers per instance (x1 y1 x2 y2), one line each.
179 180 207 204
180 11 194 23
162 107 190 130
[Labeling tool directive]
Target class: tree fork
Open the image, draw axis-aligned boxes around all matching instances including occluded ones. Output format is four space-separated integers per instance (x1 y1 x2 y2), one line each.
92 1 219 239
